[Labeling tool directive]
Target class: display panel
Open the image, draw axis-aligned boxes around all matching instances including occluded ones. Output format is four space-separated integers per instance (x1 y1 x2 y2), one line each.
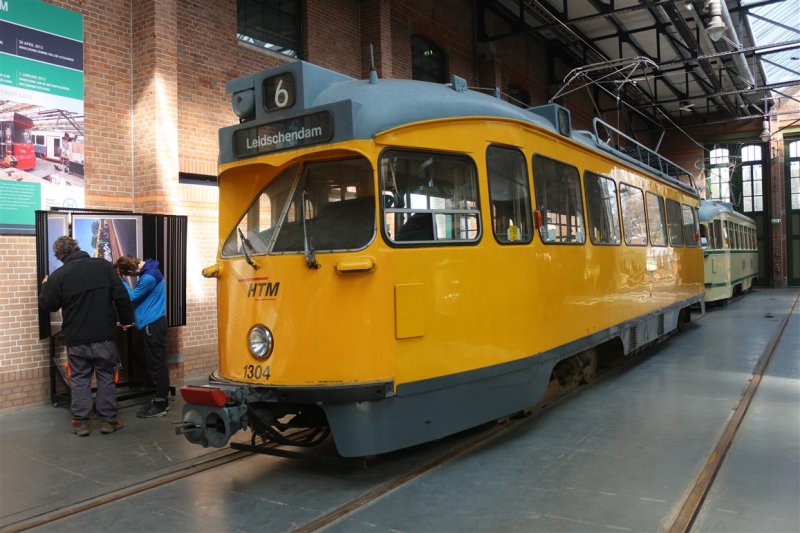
46 213 69 274
37 209 185 339
72 214 142 287
44 212 69 334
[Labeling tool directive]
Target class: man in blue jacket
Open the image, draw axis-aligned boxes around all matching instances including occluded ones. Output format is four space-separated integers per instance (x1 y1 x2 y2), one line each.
40 236 134 436
115 255 170 418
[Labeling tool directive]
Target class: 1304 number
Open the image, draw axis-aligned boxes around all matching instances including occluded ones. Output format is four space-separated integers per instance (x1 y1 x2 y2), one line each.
243 364 270 381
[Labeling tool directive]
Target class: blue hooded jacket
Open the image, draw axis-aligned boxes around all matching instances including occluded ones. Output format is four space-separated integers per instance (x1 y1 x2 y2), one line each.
124 258 166 329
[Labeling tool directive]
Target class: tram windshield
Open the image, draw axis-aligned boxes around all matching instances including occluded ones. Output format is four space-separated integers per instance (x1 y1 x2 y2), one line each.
222 157 375 258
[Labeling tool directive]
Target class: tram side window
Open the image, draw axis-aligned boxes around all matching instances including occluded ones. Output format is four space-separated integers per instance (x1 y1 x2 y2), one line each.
584 172 620 245
734 223 742 249
222 165 299 257
682 205 699 247
381 150 480 245
666 199 684 246
700 224 709 248
619 183 647 246
487 146 532 244
645 193 667 247
713 219 724 249
532 155 585 244
729 221 736 249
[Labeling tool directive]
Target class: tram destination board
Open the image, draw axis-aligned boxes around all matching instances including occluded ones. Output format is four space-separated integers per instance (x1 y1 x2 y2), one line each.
233 111 333 157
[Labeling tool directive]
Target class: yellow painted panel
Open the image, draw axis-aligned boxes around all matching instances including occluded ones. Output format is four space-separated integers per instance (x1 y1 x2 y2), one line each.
395 283 425 339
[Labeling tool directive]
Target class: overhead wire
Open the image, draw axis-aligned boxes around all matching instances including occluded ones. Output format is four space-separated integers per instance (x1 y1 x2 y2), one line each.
529 0 709 151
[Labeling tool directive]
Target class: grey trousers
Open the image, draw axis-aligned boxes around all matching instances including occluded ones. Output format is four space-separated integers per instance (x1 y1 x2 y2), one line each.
68 340 119 422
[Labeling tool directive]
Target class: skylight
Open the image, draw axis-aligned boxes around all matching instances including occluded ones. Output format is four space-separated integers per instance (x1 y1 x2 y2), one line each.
745 1 800 86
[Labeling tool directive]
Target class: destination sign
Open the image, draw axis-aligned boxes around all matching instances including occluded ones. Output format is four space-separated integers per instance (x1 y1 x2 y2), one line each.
233 111 333 157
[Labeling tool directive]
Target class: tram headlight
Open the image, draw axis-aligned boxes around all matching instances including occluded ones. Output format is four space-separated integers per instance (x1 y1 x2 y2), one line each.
247 325 273 360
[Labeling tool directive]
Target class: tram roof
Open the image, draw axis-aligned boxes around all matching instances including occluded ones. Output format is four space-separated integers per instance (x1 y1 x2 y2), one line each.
221 61 696 194
698 199 757 224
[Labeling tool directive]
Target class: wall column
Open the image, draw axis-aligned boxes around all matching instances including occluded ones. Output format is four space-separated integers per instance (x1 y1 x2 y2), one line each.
360 0 394 79
132 0 179 213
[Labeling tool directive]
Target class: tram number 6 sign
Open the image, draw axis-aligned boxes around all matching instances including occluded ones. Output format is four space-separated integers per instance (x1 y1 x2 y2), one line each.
265 73 296 111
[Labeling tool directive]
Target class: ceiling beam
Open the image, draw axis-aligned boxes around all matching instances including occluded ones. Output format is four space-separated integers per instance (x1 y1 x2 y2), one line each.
658 1 739 115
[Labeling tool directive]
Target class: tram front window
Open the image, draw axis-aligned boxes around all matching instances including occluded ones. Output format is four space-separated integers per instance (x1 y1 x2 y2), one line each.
222 165 298 258
273 157 375 252
222 157 376 258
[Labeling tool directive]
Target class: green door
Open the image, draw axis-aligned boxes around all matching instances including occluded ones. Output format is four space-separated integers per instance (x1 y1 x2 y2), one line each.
787 138 800 286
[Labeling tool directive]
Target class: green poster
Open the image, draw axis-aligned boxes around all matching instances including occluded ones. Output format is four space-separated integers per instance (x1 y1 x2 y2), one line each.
0 0 85 234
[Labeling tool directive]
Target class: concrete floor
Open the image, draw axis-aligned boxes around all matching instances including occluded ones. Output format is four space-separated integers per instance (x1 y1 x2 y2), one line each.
1 288 797 533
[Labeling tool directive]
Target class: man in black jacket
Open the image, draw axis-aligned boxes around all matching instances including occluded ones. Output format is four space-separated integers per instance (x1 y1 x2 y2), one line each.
39 236 134 436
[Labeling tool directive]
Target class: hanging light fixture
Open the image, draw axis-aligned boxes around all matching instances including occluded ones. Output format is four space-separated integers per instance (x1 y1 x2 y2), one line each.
760 118 770 143
705 0 727 41
760 92 770 143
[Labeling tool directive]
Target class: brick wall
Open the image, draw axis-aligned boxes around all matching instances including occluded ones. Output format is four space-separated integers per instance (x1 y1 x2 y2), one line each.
306 0 362 76
0 238 50 408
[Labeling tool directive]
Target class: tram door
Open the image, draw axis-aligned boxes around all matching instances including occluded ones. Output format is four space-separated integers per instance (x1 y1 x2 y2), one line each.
787 139 800 286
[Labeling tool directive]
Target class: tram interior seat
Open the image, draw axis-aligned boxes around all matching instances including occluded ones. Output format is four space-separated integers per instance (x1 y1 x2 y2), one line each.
396 212 434 241
272 196 375 251
313 196 375 248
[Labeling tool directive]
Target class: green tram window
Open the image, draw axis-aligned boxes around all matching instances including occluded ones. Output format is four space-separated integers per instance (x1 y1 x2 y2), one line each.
381 150 480 245
584 172 621 245
713 220 724 249
619 183 647 246
666 199 685 247
487 146 532 244
646 193 667 247
532 155 585 244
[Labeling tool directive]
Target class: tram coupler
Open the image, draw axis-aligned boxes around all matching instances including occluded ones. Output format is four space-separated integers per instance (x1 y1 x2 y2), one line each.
173 420 199 435
177 385 248 448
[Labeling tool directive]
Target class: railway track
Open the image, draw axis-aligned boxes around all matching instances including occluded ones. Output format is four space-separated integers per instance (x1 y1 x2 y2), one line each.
7 296 796 532
4 446 253 533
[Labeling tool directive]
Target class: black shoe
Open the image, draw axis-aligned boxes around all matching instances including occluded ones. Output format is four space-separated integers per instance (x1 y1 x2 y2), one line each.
137 400 169 418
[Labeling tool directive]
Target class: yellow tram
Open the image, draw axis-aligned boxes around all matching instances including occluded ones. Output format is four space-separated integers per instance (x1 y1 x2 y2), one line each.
178 61 704 457
698 200 758 303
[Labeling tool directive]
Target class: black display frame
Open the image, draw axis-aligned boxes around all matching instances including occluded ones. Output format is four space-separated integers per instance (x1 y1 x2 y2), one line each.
35 208 187 406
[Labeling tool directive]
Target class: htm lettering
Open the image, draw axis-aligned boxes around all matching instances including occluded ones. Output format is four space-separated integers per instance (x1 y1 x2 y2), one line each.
247 282 280 298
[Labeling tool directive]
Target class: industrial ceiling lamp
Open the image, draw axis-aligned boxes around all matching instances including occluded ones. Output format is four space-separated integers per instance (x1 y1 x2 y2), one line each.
705 0 727 41
760 118 770 143
760 93 770 143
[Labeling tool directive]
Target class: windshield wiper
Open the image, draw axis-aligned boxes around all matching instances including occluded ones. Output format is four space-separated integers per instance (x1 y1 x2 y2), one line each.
238 228 260 270
301 190 321 270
